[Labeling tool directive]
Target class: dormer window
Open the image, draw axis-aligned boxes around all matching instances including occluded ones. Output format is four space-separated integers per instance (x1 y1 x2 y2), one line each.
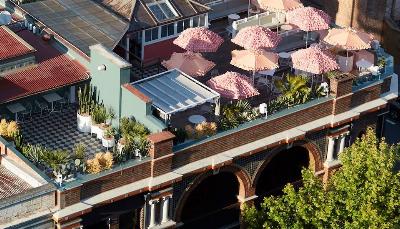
147 0 178 22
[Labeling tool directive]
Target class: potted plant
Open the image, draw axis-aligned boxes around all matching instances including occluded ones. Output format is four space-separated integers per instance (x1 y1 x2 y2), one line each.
91 104 107 139
77 85 97 133
102 127 115 148
377 58 386 74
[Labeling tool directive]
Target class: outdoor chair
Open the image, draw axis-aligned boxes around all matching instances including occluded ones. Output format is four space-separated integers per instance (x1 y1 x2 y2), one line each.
34 99 50 116
58 91 70 111
21 102 33 122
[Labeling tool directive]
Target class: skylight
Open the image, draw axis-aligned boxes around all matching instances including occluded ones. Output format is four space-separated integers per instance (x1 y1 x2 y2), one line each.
147 0 178 22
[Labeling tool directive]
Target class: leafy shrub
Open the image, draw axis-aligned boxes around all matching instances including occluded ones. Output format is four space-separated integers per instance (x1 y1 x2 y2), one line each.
185 122 217 139
0 119 21 143
74 143 86 160
218 100 260 131
86 152 114 174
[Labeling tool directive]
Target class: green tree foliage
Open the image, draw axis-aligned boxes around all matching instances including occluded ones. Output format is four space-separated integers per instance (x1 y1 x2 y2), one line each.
243 128 400 229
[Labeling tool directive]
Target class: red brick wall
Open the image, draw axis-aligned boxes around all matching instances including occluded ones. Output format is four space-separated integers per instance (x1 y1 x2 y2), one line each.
59 187 81 208
172 99 334 168
80 160 152 200
143 38 184 63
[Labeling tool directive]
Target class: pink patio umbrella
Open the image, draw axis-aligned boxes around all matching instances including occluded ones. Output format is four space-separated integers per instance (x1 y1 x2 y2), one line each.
231 49 279 84
206 72 260 100
161 52 216 77
323 28 373 51
231 26 282 51
286 7 331 47
173 27 224 53
291 46 339 75
323 27 373 67
252 0 303 11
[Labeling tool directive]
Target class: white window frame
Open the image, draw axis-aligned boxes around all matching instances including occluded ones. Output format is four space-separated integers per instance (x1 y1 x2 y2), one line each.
147 0 179 22
142 14 209 45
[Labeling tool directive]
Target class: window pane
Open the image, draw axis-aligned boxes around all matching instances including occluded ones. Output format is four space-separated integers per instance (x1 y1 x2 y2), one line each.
159 2 175 18
149 5 166 21
192 16 199 27
167 23 174 36
161 25 168 37
199 14 205 26
177 21 184 33
151 28 159 40
145 30 152 42
184 19 190 29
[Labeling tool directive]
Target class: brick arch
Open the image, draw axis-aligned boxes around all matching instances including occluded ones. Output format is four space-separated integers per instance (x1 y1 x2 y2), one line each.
251 141 323 188
174 164 252 223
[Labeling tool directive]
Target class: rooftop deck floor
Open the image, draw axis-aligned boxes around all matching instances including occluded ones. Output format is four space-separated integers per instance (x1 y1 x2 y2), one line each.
21 106 105 158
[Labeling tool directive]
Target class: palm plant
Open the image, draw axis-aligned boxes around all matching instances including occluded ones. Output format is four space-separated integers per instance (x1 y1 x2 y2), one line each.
219 100 260 130
274 74 311 106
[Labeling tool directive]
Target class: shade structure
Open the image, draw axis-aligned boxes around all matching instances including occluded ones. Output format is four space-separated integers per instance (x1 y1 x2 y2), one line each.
173 27 224 52
252 0 303 11
323 28 373 51
231 49 279 71
291 46 339 74
207 72 260 100
161 52 216 77
286 7 330 32
232 26 281 51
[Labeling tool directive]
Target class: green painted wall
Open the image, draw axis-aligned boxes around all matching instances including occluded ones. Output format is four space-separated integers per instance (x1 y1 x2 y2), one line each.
89 44 131 128
120 87 166 133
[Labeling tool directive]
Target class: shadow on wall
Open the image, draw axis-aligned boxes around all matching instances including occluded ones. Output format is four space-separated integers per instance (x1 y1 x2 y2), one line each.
322 0 387 40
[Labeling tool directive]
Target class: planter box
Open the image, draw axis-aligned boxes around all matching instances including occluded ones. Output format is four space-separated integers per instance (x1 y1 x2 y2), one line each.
77 113 91 133
337 51 354 73
91 124 100 137
102 137 115 148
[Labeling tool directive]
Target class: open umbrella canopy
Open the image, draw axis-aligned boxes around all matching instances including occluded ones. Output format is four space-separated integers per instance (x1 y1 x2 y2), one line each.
252 0 303 11
173 27 224 52
232 26 281 50
161 52 216 77
291 46 339 74
323 28 373 50
231 49 279 71
206 72 260 99
286 7 330 31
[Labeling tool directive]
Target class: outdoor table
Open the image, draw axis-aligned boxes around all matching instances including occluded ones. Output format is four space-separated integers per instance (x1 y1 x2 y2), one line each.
188 115 206 124
6 103 26 122
228 14 240 25
280 24 293 36
259 69 276 76
42 93 62 112
279 52 291 59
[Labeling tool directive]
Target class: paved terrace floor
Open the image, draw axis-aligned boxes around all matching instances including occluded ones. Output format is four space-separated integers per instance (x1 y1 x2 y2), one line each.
21 105 105 158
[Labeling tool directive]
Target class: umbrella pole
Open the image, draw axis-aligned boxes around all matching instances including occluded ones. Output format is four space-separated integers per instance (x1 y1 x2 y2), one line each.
252 71 255 85
305 31 308 48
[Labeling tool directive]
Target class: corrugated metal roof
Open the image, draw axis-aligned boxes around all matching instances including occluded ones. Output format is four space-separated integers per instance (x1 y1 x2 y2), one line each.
132 69 219 114
20 0 129 56
0 166 32 200
0 29 89 104
0 26 35 61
